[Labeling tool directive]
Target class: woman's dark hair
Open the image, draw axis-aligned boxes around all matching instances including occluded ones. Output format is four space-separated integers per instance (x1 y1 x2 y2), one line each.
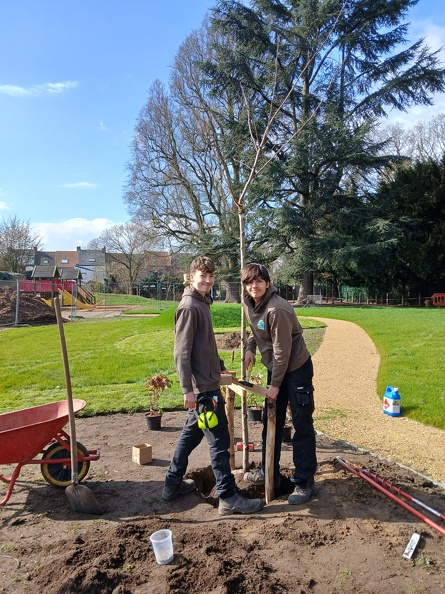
240 263 271 285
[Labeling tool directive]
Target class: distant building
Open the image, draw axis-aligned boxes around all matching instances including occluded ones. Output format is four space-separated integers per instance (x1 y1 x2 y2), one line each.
25 247 189 288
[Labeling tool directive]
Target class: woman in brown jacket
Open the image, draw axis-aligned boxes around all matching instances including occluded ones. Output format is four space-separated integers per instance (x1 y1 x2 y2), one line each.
241 263 317 505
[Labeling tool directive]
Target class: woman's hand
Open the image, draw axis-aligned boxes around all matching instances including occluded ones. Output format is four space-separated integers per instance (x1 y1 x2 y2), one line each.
266 385 280 401
245 350 256 369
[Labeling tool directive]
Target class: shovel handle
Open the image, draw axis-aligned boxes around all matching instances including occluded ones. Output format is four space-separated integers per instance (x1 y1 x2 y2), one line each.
54 298 79 485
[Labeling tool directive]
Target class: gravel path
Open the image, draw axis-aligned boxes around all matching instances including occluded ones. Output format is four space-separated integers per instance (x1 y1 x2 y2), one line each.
310 317 445 486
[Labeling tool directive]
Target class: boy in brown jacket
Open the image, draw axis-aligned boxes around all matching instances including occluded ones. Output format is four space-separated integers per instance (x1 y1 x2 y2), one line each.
162 256 263 515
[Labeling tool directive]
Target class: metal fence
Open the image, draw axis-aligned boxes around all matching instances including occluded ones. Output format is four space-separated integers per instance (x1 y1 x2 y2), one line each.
0 278 438 328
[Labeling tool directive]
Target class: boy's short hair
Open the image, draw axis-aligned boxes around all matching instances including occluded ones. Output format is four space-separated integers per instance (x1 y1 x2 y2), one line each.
190 256 216 275
241 263 271 285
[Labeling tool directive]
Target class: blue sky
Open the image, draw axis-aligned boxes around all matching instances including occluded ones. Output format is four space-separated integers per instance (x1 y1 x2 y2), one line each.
0 0 444 251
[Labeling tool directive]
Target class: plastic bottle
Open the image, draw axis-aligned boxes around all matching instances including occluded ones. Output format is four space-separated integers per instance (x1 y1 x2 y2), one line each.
382 386 401 417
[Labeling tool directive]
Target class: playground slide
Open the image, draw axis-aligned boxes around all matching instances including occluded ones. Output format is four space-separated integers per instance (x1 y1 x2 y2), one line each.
58 290 94 309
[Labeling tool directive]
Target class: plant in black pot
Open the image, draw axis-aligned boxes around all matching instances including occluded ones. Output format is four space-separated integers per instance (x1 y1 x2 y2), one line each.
144 374 171 430
247 371 264 422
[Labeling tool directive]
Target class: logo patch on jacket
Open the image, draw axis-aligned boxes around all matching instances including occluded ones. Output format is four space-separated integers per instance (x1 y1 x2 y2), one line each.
257 319 265 330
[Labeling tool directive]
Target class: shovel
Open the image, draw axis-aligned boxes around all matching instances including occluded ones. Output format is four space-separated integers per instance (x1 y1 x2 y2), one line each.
54 297 103 514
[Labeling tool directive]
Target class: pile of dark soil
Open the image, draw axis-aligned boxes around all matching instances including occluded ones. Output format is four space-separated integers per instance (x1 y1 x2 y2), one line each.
0 287 56 326
216 331 241 349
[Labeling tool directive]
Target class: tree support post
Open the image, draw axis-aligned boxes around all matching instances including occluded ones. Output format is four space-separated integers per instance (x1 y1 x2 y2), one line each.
225 386 236 470
265 399 276 504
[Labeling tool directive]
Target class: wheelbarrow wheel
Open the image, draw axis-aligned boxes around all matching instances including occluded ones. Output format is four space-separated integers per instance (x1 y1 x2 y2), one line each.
41 441 90 487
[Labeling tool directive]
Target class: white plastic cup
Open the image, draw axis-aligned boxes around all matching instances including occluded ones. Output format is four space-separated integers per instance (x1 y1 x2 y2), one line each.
150 529 174 565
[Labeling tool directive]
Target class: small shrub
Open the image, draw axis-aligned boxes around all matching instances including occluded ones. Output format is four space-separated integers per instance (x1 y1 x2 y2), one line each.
144 374 172 415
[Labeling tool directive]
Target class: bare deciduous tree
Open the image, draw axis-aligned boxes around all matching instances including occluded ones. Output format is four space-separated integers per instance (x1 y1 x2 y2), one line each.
0 215 43 272
382 114 445 162
87 222 162 294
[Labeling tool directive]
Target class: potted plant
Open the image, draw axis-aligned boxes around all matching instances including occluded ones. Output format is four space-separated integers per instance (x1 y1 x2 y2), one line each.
144 374 171 430
247 372 263 422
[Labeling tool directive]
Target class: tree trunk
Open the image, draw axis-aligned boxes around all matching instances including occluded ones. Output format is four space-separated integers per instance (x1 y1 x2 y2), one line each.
296 272 314 306
224 282 241 303
238 208 250 471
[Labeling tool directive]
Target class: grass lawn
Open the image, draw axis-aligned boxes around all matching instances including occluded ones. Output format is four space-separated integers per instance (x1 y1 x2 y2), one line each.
1 299 444 431
0 302 324 417
298 305 445 429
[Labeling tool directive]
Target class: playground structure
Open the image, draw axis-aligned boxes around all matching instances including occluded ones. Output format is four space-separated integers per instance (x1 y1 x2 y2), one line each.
19 279 95 307
432 293 445 307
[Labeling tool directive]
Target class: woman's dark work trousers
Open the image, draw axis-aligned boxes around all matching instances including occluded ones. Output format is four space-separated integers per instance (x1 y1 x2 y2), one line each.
262 357 317 485
165 389 236 499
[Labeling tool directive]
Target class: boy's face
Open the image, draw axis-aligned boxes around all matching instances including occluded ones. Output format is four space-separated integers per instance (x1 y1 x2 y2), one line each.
190 269 215 296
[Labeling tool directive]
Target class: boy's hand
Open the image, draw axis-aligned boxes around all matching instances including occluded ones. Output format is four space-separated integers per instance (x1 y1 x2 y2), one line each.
183 392 196 409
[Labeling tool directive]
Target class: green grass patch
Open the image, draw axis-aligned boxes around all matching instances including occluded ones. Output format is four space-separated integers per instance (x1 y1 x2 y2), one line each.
93 292 178 315
0 303 324 418
298 306 445 429
2 302 445 431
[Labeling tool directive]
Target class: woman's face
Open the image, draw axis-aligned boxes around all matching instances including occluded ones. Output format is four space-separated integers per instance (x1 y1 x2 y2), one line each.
244 277 269 303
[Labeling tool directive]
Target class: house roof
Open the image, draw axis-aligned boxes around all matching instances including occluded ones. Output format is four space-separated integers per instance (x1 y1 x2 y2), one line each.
55 251 79 267
60 267 82 280
32 265 60 279
33 251 56 266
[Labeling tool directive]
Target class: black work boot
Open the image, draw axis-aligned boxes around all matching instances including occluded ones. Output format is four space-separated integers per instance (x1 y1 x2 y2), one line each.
218 492 264 515
288 478 315 505
162 479 196 501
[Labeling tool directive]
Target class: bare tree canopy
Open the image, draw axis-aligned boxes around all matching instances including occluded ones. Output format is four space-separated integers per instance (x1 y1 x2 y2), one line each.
381 114 445 162
124 0 445 303
87 221 162 294
124 22 275 282
0 215 43 272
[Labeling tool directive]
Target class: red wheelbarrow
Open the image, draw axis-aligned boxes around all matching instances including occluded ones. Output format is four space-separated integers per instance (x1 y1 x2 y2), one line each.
0 399 100 506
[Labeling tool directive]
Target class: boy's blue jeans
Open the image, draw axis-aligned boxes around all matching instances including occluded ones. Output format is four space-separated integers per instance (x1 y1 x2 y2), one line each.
262 357 317 485
165 389 236 499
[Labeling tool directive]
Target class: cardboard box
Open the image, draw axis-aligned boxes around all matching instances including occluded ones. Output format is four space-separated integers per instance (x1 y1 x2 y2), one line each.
132 443 153 465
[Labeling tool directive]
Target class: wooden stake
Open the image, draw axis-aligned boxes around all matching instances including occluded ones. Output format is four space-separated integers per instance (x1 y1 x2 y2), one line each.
225 386 235 470
265 399 276 504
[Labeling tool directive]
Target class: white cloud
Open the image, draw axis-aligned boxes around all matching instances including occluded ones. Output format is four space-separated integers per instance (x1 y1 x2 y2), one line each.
98 121 109 132
0 200 10 212
62 182 99 189
0 81 79 97
414 21 445 54
35 217 122 251
387 20 445 126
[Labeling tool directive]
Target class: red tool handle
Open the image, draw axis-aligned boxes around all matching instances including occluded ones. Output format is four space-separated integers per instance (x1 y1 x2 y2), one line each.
336 457 445 537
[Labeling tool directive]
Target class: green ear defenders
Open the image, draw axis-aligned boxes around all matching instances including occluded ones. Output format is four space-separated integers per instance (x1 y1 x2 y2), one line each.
197 407 218 430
